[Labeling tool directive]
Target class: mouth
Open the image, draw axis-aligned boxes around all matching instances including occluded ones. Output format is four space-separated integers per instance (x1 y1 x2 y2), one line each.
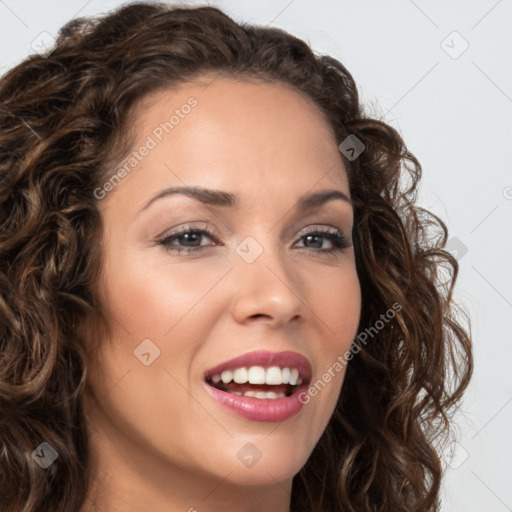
205 366 307 398
203 350 312 422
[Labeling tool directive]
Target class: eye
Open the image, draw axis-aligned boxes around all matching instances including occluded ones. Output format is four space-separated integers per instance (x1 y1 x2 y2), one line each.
157 225 216 254
156 225 352 255
295 227 352 255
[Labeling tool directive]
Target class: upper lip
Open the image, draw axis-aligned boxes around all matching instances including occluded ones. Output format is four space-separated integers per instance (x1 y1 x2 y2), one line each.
204 350 312 383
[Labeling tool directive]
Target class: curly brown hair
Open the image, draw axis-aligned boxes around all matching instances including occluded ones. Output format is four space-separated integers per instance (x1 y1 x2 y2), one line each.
0 2 472 511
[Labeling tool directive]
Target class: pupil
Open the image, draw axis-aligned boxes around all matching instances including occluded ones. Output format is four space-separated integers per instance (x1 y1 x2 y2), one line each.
305 235 321 248
181 233 199 246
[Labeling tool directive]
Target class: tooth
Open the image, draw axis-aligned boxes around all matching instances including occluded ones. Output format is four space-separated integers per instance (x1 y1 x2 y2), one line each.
212 374 221 384
289 368 299 386
233 367 248 384
266 366 282 385
297 376 303 386
232 391 242 395
239 390 284 399
247 366 266 384
221 370 233 384
281 367 291 384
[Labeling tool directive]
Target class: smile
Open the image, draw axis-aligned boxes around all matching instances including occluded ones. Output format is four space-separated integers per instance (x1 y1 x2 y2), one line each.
203 350 312 422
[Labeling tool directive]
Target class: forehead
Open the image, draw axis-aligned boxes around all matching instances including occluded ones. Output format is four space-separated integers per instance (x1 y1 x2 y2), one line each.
105 75 349 214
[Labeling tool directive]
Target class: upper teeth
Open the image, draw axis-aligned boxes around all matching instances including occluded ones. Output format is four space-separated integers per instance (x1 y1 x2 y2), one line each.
213 366 302 386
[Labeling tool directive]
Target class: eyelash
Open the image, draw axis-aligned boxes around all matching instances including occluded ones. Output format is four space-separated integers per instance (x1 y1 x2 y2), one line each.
157 225 352 255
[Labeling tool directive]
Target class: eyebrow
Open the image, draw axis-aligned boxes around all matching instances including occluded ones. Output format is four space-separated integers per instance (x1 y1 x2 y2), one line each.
139 186 352 214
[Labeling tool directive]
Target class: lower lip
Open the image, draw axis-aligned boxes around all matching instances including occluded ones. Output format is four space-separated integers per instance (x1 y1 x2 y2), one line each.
204 383 307 422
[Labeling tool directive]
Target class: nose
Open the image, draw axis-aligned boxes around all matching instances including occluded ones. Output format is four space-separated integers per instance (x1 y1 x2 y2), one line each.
230 240 305 328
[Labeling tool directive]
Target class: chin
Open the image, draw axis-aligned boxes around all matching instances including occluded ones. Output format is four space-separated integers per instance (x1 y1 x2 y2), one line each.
220 457 306 487
198 433 314 486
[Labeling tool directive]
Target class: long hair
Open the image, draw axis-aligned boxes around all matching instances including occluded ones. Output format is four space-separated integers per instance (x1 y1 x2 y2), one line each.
0 3 472 511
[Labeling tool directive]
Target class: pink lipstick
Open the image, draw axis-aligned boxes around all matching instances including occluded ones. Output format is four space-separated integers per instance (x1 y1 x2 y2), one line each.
203 350 312 422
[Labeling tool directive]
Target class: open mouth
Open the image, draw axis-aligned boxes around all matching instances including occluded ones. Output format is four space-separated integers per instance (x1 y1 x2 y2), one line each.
205 365 309 399
203 350 312 421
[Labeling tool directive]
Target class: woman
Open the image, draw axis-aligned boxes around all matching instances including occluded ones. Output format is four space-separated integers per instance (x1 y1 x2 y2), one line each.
0 2 472 511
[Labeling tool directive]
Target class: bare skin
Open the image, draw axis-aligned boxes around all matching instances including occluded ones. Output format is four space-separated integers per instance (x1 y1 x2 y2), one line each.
79 74 361 512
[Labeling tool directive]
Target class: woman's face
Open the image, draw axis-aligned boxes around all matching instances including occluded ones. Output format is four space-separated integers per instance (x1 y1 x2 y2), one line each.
82 75 361 504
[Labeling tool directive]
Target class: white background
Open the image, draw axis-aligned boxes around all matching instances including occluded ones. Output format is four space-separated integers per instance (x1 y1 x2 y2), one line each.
1 1 511 510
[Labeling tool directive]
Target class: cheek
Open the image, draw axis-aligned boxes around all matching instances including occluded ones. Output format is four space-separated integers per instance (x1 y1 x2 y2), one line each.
98 249 232 339
311 266 361 350
311 268 361 398
294 265 361 421
98 246 360 376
